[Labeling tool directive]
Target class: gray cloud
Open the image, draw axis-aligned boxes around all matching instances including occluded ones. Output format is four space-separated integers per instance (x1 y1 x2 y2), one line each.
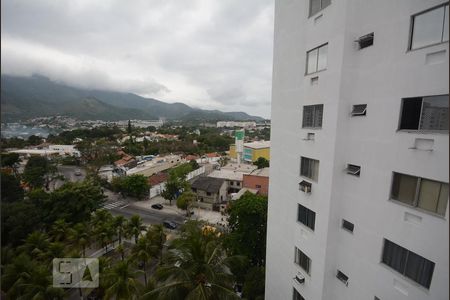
1 0 273 118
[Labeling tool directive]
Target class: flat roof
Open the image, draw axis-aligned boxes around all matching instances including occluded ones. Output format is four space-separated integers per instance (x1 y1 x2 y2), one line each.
208 169 245 181
248 167 270 177
9 149 60 155
243 141 270 149
221 163 258 173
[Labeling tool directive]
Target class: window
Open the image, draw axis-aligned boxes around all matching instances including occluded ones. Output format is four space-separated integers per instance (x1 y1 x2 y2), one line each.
295 247 311 274
297 204 316 230
230 181 234 186
351 104 367 116
300 157 319 181
309 0 331 17
409 3 449 50
256 184 262 188
345 164 361 176
356 32 374 49
399 95 449 131
336 270 349 286
206 192 211 196
192 188 197 192
342 219 354 233
306 43 328 74
382 239 435 289
302 104 324 128
293 288 305 300
391 172 448 216
299 180 312 193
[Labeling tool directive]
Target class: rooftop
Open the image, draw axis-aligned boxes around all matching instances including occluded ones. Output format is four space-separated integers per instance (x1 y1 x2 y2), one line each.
191 177 226 193
243 140 270 149
249 167 270 177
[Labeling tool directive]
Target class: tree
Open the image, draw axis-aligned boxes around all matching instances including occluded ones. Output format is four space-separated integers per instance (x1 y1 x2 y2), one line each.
1 199 43 246
23 156 55 189
68 223 91 257
189 159 200 170
127 215 146 244
103 259 143 300
176 191 196 217
123 175 149 199
161 171 189 206
253 157 269 169
127 120 133 135
132 236 152 285
147 221 240 300
49 219 71 242
242 266 265 300
145 224 166 261
43 181 106 226
1 152 21 175
226 192 268 267
1 172 24 203
113 215 128 245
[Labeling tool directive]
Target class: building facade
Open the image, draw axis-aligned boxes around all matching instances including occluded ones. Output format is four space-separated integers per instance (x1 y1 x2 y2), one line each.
229 141 271 162
243 167 270 196
266 1 449 300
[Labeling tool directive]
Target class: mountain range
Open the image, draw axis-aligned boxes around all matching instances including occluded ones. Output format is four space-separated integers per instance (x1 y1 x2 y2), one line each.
1 75 264 122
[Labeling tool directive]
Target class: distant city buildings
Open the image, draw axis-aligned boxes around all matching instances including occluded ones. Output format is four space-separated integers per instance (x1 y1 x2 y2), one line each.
216 121 256 128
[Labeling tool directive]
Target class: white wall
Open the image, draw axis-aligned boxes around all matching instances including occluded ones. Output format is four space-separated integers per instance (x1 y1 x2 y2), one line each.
266 1 449 300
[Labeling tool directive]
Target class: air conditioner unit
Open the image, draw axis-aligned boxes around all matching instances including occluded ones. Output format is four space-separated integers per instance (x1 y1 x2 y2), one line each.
294 273 305 284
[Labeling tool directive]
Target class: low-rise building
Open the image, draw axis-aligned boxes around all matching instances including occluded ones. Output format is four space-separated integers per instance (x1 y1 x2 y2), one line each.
242 167 269 196
114 150 137 171
208 163 258 195
191 177 227 210
229 141 270 162
126 154 182 177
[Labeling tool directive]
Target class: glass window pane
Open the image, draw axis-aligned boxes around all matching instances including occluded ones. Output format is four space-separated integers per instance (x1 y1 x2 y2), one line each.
382 240 408 274
391 173 418 205
437 184 448 216
411 6 445 49
418 179 441 213
400 98 422 130
317 44 328 71
419 95 449 131
405 251 435 289
443 5 449 41
302 106 314 127
309 0 321 16
321 0 331 9
314 104 323 127
307 49 318 74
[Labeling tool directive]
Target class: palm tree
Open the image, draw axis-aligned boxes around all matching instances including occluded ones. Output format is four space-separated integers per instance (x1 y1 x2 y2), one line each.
145 221 240 300
49 219 71 242
18 231 50 261
146 224 166 260
131 236 152 285
113 215 128 245
127 215 146 244
68 223 91 257
15 263 65 300
102 259 143 300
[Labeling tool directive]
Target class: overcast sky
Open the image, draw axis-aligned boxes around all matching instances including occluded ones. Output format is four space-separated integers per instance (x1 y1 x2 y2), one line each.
1 0 274 118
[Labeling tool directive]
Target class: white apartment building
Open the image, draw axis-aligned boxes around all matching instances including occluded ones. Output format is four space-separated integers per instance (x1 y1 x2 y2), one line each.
266 1 449 300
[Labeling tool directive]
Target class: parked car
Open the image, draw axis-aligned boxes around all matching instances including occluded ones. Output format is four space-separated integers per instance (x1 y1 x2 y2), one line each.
163 220 177 230
74 169 82 176
151 204 163 210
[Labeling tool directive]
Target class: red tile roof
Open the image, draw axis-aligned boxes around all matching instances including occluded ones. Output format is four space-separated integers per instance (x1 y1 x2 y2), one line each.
148 172 169 186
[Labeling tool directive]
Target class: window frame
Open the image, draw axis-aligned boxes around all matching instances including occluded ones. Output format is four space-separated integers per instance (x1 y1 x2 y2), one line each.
302 104 324 129
381 239 435 289
398 94 449 133
342 219 354 233
390 172 449 216
294 247 312 275
300 156 320 182
351 104 367 116
309 0 331 18
305 43 328 75
336 270 349 286
345 164 361 177
297 204 316 231
293 288 305 300
408 2 449 51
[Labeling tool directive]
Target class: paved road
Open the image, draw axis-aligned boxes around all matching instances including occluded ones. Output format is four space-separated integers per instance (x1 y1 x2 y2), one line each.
58 165 86 182
109 205 185 225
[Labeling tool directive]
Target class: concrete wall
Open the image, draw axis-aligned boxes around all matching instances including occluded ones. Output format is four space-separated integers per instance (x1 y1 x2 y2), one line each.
243 174 269 196
266 1 449 300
